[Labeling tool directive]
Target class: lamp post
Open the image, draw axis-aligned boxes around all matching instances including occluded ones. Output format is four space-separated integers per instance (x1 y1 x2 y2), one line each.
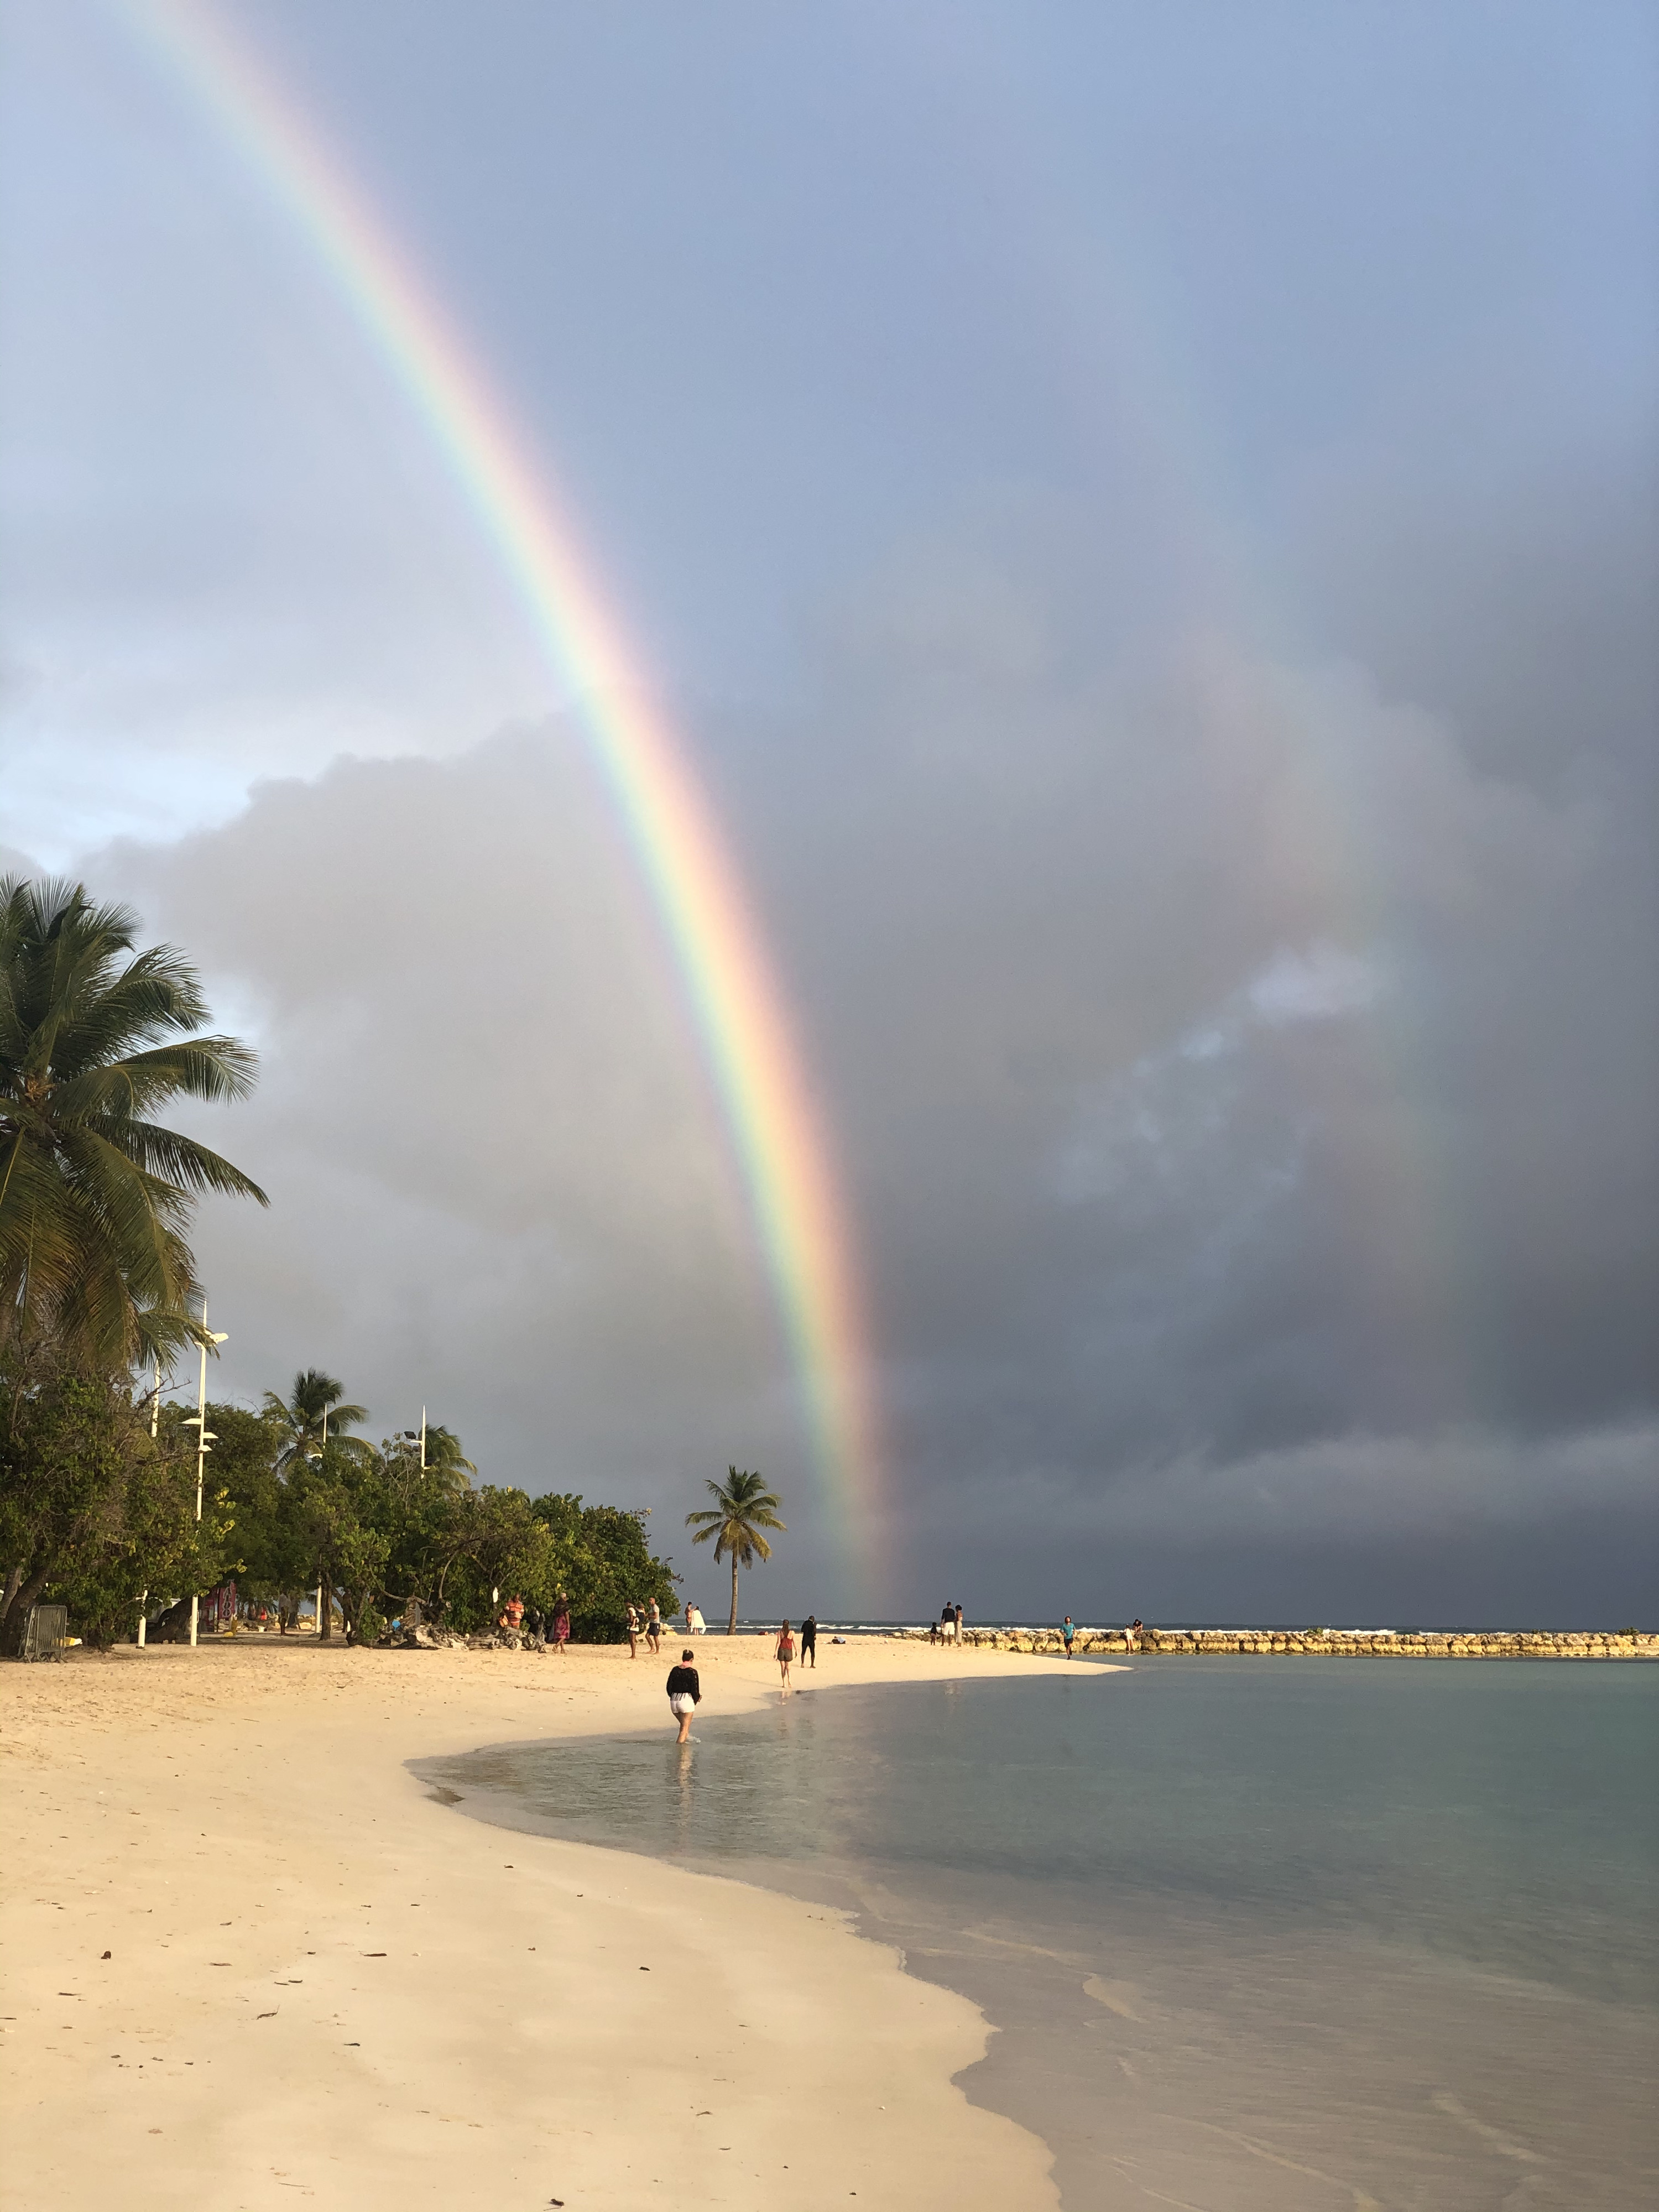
315 1402 329 1637
182 1302 228 1648
138 1353 167 1648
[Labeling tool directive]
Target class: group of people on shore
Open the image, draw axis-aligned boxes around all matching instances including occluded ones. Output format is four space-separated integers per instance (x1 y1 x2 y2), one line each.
624 1598 709 1656
495 1593 571 1650
931 1601 965 1643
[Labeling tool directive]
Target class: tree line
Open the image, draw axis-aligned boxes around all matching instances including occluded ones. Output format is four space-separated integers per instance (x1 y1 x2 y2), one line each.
0 879 679 1655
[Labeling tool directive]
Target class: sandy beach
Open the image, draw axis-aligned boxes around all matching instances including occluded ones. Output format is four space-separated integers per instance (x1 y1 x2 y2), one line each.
1 1635 1092 2212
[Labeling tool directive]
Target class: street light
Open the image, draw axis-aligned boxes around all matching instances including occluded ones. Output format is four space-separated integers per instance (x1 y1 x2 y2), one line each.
184 1300 228 1649
138 1352 170 1648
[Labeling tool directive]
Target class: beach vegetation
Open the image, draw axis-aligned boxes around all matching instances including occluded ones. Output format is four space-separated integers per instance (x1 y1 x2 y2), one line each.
101 1402 683 1645
0 878 267 1371
263 1369 371 1470
686 1465 785 1633
0 1350 228 1654
532 1492 679 1640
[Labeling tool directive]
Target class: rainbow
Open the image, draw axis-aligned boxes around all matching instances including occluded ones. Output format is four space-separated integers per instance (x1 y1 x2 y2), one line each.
122 0 883 1577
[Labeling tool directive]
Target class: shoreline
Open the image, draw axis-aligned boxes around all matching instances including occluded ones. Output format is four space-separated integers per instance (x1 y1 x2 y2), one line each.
0 1636 1091 2212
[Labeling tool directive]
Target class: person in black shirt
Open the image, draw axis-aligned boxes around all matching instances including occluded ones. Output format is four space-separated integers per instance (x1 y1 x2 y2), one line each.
801 1613 817 1668
666 1650 701 1743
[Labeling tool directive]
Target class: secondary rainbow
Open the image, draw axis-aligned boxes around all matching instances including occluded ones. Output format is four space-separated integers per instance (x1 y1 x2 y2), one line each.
125 0 883 1571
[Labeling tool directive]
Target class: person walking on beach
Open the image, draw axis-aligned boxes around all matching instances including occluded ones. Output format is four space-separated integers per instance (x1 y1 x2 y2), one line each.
647 1598 662 1655
552 1595 571 1653
776 1619 795 1693
801 1613 817 1668
1062 1615 1076 1658
941 1601 956 1644
625 1603 642 1658
954 1602 964 1641
666 1648 701 1743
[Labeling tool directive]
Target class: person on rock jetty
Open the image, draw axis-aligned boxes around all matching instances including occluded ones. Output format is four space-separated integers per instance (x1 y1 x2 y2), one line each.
667 1648 701 1743
776 1619 795 1693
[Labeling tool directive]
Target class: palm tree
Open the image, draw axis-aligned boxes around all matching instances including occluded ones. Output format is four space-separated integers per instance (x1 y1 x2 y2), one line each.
0 878 267 1370
387 1421 476 1478
686 1467 786 1635
262 1370 369 1643
263 1369 370 1469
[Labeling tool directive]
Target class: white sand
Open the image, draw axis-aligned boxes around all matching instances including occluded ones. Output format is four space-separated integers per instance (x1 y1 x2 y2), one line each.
1 1634 1098 2211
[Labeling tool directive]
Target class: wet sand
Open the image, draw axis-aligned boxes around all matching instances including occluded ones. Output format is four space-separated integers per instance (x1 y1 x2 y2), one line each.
0 1632 1087 2212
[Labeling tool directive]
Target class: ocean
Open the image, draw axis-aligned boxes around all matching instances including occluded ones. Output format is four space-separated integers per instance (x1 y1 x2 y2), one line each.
419 1656 1658 2209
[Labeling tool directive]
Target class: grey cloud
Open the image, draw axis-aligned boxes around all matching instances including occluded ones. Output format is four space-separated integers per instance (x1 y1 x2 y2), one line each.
85 547 1657 1620
97 733 814 1568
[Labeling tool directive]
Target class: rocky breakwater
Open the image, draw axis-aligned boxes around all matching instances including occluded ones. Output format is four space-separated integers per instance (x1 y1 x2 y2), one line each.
894 1627 1659 1661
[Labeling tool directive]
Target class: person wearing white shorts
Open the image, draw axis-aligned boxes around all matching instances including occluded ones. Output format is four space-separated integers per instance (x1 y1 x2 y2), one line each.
666 1650 701 1743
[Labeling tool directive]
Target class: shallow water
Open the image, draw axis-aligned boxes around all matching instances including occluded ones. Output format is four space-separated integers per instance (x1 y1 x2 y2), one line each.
419 1658 1659 2209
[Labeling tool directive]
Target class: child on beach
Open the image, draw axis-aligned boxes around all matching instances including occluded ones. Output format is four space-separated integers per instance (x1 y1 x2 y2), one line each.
776 1620 795 1693
666 1649 701 1743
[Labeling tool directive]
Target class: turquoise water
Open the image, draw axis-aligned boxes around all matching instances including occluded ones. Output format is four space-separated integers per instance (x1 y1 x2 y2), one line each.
421 1659 1658 2209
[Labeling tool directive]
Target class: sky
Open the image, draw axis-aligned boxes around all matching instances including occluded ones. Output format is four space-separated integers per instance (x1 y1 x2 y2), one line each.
2 0 1655 1621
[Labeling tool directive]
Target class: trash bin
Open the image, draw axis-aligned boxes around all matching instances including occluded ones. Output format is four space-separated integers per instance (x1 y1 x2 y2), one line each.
22 1604 69 1661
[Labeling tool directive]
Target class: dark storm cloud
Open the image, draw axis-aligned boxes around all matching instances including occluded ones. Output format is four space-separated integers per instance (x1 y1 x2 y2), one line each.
94 515 1657 1618
731 544 1656 1470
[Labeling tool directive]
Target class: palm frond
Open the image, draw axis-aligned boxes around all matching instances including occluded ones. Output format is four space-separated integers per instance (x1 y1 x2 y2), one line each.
0 877 264 1373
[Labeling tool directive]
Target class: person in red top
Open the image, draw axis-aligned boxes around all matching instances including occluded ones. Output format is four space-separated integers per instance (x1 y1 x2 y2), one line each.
776 1619 795 1694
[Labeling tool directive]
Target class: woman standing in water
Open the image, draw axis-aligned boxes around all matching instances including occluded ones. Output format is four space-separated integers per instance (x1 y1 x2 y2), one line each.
666 1648 701 1743
775 1619 795 1693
